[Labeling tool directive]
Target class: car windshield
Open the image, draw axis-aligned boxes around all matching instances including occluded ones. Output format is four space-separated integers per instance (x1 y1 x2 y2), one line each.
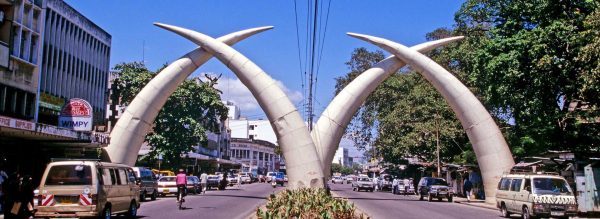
358 178 370 182
532 177 572 195
45 164 92 186
427 178 448 186
159 177 175 182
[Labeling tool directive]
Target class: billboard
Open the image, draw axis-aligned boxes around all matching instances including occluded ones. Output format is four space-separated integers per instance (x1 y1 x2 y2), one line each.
58 98 93 131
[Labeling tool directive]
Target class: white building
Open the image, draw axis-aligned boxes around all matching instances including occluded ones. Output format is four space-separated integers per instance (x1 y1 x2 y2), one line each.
229 138 277 175
224 100 240 120
229 119 277 145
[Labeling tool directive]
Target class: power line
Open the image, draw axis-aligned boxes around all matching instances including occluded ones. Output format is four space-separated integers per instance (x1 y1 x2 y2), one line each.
293 0 306 119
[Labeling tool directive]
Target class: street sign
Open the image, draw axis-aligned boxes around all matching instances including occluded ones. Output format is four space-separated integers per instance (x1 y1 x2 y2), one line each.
59 98 93 131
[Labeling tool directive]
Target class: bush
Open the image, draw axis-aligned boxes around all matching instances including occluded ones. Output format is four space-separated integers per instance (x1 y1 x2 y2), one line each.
256 188 358 219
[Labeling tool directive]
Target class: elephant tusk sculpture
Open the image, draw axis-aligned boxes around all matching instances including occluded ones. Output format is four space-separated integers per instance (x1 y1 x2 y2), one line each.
105 26 273 166
154 23 326 189
347 32 514 203
312 36 465 178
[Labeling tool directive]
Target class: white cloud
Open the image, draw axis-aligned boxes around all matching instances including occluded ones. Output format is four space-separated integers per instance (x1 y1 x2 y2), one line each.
200 73 303 114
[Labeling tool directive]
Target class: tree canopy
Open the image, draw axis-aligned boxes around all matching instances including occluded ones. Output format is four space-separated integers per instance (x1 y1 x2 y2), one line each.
112 62 228 168
336 0 599 166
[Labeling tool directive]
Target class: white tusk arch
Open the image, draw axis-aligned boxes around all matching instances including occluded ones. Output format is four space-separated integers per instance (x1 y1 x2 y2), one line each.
347 32 514 203
155 23 325 189
312 36 464 178
105 26 273 166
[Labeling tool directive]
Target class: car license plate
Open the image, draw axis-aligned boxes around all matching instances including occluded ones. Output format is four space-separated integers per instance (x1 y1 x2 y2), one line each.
163 189 170 193
551 211 564 216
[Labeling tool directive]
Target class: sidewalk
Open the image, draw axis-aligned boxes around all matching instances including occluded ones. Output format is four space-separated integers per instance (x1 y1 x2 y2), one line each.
452 196 497 210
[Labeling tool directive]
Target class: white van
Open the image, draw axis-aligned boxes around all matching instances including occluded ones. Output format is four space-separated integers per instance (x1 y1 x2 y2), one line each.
34 160 140 218
495 173 577 218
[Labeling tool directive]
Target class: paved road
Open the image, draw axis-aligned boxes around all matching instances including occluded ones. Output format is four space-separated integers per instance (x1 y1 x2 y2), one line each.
132 183 282 219
330 183 502 219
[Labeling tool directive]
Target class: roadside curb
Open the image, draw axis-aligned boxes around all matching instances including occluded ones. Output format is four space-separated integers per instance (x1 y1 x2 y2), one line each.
331 190 372 219
453 198 496 211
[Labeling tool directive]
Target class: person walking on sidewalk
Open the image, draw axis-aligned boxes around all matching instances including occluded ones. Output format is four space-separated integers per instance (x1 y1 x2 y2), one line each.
200 172 208 194
463 178 473 202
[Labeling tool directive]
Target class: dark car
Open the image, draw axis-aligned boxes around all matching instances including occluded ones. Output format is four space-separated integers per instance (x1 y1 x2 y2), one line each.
417 177 453 202
132 167 159 201
187 176 201 194
207 175 221 189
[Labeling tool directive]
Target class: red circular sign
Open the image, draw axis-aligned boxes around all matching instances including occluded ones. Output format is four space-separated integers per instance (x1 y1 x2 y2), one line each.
60 98 92 117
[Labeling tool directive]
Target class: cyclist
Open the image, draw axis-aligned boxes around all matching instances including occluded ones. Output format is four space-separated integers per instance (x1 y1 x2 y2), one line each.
176 169 187 203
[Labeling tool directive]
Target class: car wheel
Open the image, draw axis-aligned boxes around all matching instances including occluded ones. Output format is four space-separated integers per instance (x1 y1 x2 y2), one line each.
127 201 138 218
102 205 112 219
447 195 453 202
151 190 157 201
419 194 424 201
438 197 442 201
140 190 146 201
522 206 531 219
428 194 433 202
500 203 510 218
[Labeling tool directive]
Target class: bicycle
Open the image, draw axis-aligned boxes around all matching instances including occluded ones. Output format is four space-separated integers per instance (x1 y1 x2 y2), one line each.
177 185 186 210
177 192 185 210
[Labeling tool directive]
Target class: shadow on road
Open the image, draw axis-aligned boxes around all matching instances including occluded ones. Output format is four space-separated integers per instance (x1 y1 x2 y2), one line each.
204 194 268 200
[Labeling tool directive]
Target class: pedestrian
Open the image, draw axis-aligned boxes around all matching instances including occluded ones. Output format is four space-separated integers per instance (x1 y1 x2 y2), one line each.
17 175 34 219
373 176 379 191
237 173 242 189
403 178 410 195
3 172 19 219
200 172 208 194
0 165 8 213
463 178 473 202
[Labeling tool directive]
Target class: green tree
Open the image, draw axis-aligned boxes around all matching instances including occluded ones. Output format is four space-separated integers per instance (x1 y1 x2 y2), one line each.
112 62 228 169
334 47 470 165
442 0 600 156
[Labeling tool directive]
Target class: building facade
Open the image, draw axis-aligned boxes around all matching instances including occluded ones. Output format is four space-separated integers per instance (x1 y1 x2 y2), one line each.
0 0 44 121
0 0 110 185
37 0 111 126
230 138 277 175
333 147 353 167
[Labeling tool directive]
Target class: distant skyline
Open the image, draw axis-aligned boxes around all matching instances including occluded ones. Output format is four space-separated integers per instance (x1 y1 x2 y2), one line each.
64 0 463 119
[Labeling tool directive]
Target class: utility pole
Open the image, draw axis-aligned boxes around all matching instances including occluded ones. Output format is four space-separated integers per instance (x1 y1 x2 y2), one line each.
435 112 441 177
307 0 319 131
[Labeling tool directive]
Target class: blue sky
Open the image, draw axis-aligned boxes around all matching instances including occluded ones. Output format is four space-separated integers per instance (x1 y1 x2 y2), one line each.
65 0 464 155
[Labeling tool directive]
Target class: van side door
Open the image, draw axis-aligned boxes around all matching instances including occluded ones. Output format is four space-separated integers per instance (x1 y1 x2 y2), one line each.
510 178 524 212
126 168 139 204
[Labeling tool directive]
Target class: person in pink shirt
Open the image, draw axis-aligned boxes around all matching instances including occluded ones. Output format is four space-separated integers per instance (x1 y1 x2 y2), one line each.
176 169 187 202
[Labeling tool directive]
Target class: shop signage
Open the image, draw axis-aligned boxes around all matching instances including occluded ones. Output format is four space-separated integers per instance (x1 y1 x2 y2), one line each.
39 93 65 111
37 123 79 138
58 98 93 131
0 115 35 131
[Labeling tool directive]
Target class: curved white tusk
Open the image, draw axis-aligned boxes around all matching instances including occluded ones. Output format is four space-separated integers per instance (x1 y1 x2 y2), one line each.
105 26 273 166
347 32 514 204
155 23 325 189
312 36 464 178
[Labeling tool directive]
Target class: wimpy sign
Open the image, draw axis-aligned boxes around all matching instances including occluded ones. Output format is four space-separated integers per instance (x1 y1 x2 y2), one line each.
59 98 93 131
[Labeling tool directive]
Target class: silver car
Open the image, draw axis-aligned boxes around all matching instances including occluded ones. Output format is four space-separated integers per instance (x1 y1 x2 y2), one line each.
352 177 375 192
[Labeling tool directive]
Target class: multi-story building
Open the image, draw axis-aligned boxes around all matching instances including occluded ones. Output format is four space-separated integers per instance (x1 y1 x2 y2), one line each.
333 147 353 168
225 101 282 174
230 138 277 175
37 0 111 126
0 0 44 121
0 0 110 183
